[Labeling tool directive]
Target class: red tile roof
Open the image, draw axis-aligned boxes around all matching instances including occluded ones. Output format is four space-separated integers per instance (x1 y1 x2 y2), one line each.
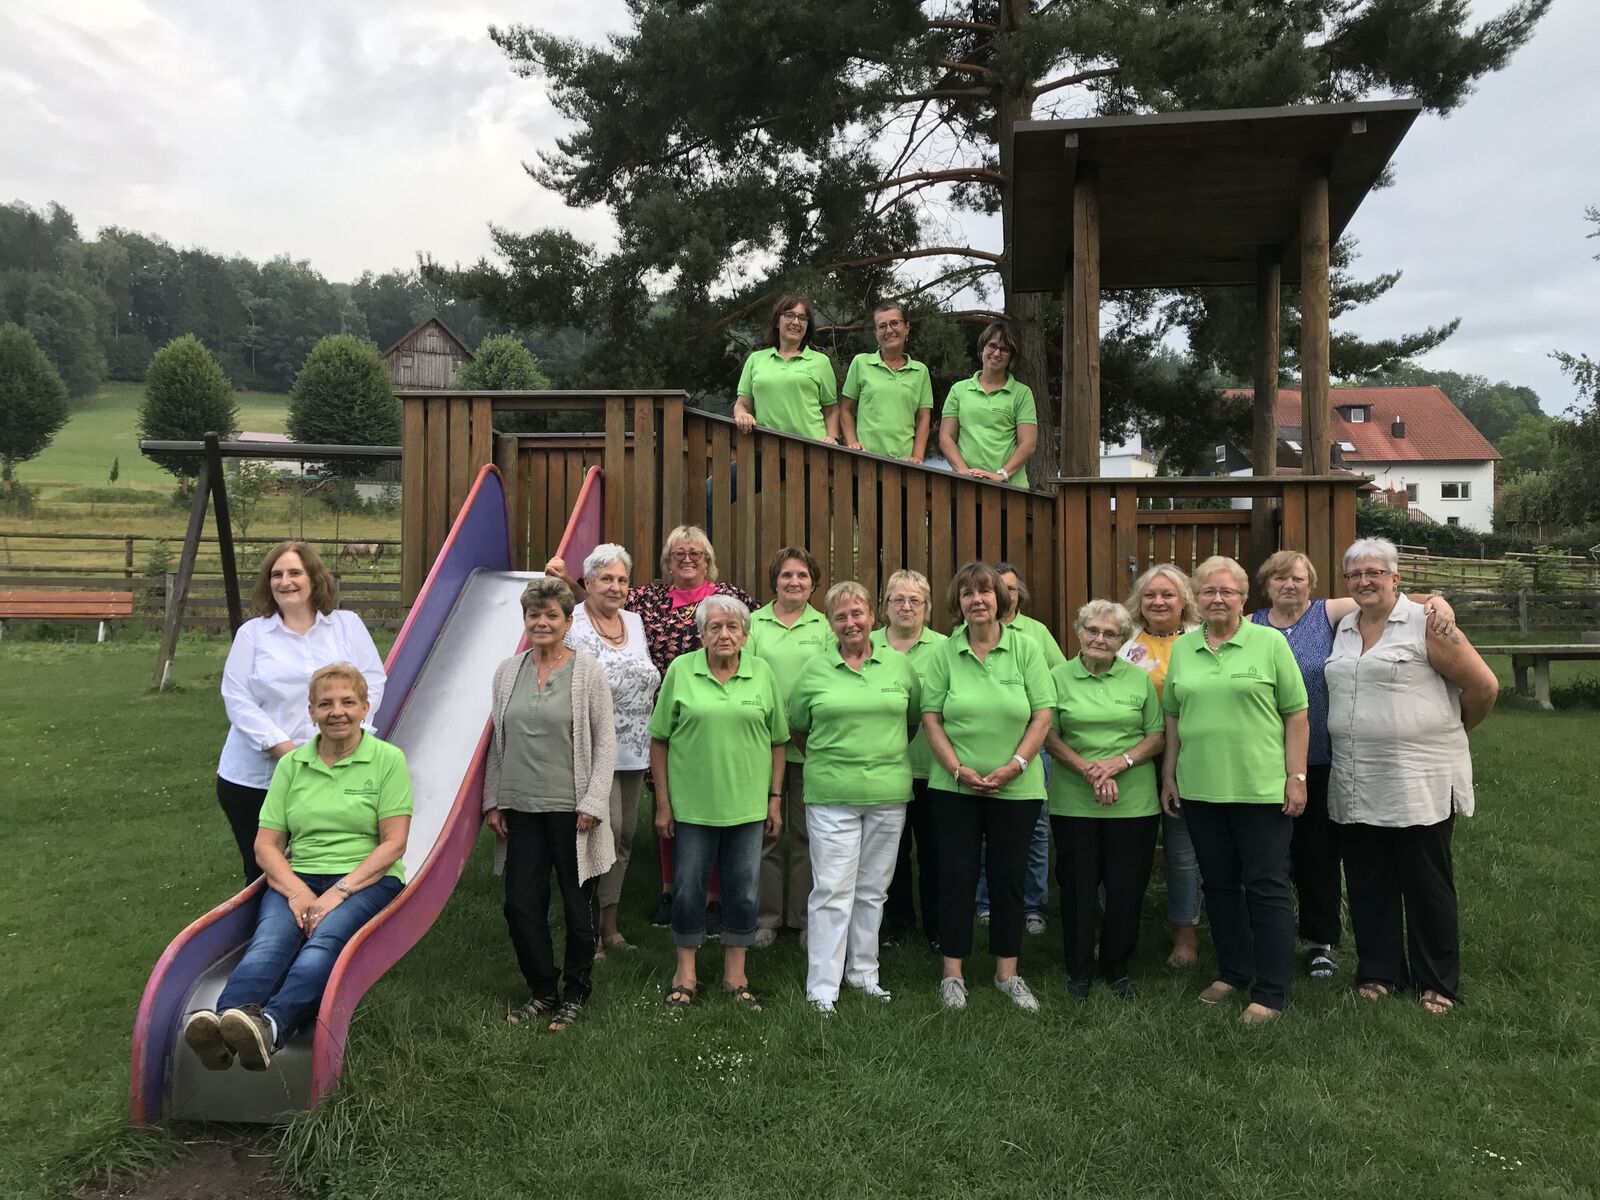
1225 386 1499 463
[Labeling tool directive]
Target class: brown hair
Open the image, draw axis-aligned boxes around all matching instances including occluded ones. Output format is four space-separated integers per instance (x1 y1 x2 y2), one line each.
520 576 576 617
768 545 822 595
765 294 816 351
1256 550 1318 591
976 321 1020 363
309 662 368 704
251 541 337 618
945 560 1008 621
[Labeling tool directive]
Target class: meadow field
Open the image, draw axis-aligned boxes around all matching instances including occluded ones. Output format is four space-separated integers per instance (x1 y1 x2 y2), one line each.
1 635 1597 1199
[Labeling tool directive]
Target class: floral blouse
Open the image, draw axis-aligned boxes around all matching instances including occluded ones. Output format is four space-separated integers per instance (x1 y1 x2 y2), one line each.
566 605 660 772
628 580 757 684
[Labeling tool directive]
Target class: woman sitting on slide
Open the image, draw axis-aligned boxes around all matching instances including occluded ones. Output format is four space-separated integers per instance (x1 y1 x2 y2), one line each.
184 664 412 1071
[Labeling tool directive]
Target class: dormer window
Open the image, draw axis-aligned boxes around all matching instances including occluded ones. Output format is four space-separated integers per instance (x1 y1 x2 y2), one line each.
1347 406 1368 423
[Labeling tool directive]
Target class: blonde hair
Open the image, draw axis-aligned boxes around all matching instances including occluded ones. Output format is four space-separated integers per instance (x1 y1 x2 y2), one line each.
1191 555 1249 596
660 525 718 582
823 580 872 619
1073 599 1133 642
881 568 932 611
1256 550 1317 591
309 662 368 704
1124 563 1199 631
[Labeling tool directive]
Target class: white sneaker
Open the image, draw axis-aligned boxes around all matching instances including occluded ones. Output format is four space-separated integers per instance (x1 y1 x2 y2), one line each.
809 997 836 1015
850 981 893 1004
995 975 1041 1012
751 928 777 949
976 909 991 926
938 977 968 1010
1024 913 1047 936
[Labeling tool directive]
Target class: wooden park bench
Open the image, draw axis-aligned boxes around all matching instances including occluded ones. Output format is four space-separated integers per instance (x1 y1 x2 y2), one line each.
0 590 136 643
1477 643 1600 711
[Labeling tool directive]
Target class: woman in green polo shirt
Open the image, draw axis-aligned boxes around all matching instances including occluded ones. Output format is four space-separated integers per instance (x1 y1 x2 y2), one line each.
749 546 834 947
1045 600 1165 1000
1161 556 1309 1025
922 561 1056 1012
788 581 920 1012
732 295 840 443
938 321 1037 487
839 302 934 461
649 594 788 1011
183 664 411 1073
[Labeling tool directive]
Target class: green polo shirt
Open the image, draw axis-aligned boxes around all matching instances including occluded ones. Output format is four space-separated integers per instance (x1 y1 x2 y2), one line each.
842 352 934 459
736 346 838 440
1161 620 1309 805
1047 657 1163 818
749 602 835 763
788 644 920 805
942 372 1037 487
647 649 790 827
921 624 1055 800
870 625 948 780
259 734 413 881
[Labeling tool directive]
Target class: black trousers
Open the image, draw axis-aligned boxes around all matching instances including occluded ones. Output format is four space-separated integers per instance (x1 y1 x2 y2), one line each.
1292 765 1342 946
1184 800 1295 1010
884 779 939 941
503 810 598 1004
216 776 269 884
930 789 1041 960
1339 815 1459 1000
1051 814 1159 983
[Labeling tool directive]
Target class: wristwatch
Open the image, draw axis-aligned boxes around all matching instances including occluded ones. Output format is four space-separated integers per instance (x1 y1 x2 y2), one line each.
1292 773 1307 783
1122 753 1135 769
334 879 353 896
997 467 1010 481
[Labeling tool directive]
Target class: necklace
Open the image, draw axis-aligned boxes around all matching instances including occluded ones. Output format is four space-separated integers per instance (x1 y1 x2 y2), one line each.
1205 623 1237 651
591 611 627 643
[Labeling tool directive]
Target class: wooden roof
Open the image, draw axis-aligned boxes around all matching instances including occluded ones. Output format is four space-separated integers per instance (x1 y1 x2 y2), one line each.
379 314 475 361
1011 100 1421 292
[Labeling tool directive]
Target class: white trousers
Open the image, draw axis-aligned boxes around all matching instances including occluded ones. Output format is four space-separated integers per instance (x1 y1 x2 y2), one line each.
805 803 907 1002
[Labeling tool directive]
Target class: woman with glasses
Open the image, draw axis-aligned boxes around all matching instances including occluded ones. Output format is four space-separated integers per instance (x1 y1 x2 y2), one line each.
1248 550 1455 981
938 321 1037 488
875 569 948 952
733 295 840 444
1160 556 1308 1025
1325 539 1497 1016
546 525 754 930
839 302 934 462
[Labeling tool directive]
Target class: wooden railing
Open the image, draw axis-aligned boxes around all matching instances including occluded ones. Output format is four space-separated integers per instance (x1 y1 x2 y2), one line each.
400 390 1367 647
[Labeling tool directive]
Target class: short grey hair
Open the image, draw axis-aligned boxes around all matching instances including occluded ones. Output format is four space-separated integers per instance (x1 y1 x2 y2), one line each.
1343 537 1400 574
582 542 633 581
695 592 751 634
1073 599 1133 643
521 575 575 617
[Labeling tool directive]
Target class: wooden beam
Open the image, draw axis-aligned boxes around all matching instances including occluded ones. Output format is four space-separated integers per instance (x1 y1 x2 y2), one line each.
204 432 243 634
1300 161 1331 476
1251 245 1282 575
1064 163 1102 477
152 459 211 691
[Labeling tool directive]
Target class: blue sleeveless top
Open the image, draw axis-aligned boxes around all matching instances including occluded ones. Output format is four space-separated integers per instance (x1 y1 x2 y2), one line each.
1250 599 1333 767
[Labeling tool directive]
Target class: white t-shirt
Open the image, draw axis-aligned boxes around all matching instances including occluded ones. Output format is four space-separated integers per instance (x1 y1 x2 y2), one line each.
216 609 387 789
566 603 660 771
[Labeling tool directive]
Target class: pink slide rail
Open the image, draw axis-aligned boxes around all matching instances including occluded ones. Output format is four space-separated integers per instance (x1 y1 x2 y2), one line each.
131 465 526 1122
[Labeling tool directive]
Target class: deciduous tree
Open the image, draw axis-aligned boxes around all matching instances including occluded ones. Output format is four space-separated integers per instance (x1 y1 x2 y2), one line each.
0 322 69 483
287 335 401 477
138 334 239 479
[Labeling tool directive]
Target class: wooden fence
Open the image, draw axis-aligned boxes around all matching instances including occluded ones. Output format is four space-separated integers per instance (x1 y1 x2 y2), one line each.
1442 590 1600 634
0 530 401 579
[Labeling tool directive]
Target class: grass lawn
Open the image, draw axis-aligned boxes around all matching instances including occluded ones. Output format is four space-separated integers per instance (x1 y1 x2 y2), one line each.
1 636 1597 1199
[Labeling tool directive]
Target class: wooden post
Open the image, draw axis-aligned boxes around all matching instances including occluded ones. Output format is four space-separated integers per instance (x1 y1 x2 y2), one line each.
152 460 212 691
495 433 521 568
1250 246 1283 580
1300 161 1331 476
1059 263 1073 480
1064 164 1102 477
1518 589 1529 636
124 535 134 580
205 433 244 635
400 393 427 602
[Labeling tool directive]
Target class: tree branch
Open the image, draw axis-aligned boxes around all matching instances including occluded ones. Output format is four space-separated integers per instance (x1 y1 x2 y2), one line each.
886 88 994 102
830 246 1004 270
865 167 1005 193
1031 66 1120 101
939 58 993 77
929 19 996 32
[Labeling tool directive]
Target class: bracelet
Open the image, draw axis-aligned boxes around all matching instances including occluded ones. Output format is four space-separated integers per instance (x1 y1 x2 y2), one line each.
769 791 783 798
1011 754 1028 771
998 467 1010 481
334 879 352 896
1121 752 1135 769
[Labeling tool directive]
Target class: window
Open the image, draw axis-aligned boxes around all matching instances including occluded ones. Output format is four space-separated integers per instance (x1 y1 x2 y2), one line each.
1339 441 1357 454
1441 481 1471 500
1286 439 1302 453
1447 517 1461 526
1215 444 1227 463
1349 407 1367 423
1405 483 1418 502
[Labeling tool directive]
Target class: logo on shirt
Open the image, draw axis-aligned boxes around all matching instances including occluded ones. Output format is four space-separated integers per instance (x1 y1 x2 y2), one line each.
739 698 765 707
1115 696 1143 708
1230 666 1262 680
344 780 379 797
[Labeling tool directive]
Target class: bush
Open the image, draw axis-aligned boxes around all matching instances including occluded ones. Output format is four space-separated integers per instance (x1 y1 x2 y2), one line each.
287 335 399 478
0 480 39 515
139 334 238 478
1498 559 1530 591
0 323 70 483
1550 678 1600 710
1356 500 1534 558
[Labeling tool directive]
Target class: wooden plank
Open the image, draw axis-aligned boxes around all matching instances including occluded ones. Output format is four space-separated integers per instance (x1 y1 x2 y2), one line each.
566 454 585 562
1060 486 1089 655
470 397 494 479
905 470 928 582
979 486 1002 566
1088 484 1115 601
401 396 427 601
1003 489 1028 571
659 395 685 541
423 397 450 574
517 447 535 570
830 454 854 588
1307 481 1333 596
686 414 707 537
1280 483 1308 554
856 457 880 600
633 398 657 573
709 424 733 581
494 434 520 568
759 434 784 588
1149 526 1173 568
784 440 805 547
735 428 757 587
1114 483 1138 600
1065 164 1102 475
1137 510 1253 526
1300 163 1332 474
1175 523 1195 575
603 397 627 539
880 462 904 585
1252 247 1281 479
955 481 977 572
1025 494 1056 640
1332 484 1357 597
807 444 830 582
447 397 471 519
928 472 953 629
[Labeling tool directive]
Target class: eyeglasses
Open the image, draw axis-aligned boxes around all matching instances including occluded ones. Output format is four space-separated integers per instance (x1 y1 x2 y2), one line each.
875 319 905 332
887 596 925 607
779 310 809 324
1197 588 1243 600
670 549 705 562
1080 628 1120 643
1344 568 1393 581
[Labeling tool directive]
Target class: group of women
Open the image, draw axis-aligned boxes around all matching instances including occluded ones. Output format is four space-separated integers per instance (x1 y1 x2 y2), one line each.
734 297 1039 488
185 512 1498 1071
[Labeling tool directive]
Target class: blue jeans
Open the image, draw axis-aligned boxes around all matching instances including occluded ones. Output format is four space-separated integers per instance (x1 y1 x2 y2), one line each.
1164 811 1201 927
671 820 763 948
216 872 402 1045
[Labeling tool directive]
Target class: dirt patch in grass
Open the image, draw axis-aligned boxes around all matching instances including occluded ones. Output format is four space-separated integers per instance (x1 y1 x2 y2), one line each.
76 1139 295 1200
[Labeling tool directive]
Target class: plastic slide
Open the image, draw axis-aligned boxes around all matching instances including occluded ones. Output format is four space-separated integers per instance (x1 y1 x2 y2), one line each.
130 464 607 1124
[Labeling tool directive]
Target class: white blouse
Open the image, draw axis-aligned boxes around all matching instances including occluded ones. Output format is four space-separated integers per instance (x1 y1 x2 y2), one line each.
1325 597 1473 827
216 609 387 789
566 603 660 771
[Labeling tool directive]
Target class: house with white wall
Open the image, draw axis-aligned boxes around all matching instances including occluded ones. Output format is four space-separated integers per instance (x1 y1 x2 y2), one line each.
1099 433 1158 478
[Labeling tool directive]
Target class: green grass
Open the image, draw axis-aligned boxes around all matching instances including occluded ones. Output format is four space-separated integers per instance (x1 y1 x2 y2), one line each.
2 637 1598 1198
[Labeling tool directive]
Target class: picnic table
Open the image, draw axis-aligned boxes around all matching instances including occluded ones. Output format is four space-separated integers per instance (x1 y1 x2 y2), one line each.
1477 643 1600 711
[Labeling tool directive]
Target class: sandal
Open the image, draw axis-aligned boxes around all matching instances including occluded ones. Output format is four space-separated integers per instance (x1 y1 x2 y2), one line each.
1305 947 1336 979
1419 990 1456 1016
507 996 557 1026
1355 982 1393 1002
547 999 585 1031
601 933 635 953
1197 981 1235 1005
665 983 696 1009
724 984 763 1012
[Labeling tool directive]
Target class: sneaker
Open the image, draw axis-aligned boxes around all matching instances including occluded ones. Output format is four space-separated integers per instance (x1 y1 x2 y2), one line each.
1065 976 1092 1000
649 893 673 927
705 901 722 940
183 1010 232 1071
219 1005 276 1071
1024 913 1047 936
994 975 1041 1012
938 977 968 1010
751 927 777 950
809 997 836 1015
1305 945 1337 979
849 981 893 1004
976 909 991 926
1107 976 1137 1001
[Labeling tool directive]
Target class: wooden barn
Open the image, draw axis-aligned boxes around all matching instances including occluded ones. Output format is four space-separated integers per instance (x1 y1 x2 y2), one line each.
381 315 474 388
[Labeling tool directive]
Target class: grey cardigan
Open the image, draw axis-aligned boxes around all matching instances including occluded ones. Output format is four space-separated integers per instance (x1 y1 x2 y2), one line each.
485 648 618 884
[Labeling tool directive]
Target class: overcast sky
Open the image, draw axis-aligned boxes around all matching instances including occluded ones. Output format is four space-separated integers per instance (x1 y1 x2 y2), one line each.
2 0 1594 411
